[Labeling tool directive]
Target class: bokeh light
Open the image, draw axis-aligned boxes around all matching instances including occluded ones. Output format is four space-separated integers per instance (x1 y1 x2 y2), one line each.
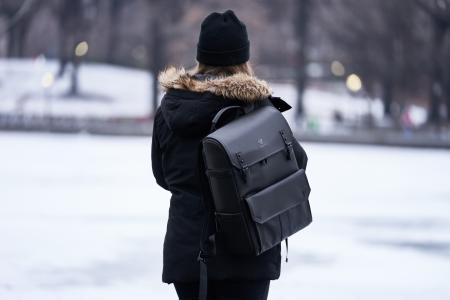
41 72 54 88
331 60 345 77
75 41 89 57
346 73 362 92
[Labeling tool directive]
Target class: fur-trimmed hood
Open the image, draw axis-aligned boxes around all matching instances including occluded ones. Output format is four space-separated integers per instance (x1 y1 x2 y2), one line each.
158 67 272 102
157 67 283 137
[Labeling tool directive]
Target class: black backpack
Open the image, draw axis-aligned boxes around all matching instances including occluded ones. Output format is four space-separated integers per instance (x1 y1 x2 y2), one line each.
196 98 312 299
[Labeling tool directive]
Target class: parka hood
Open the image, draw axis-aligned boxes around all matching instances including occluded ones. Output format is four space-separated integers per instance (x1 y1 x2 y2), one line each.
158 67 273 137
158 67 272 102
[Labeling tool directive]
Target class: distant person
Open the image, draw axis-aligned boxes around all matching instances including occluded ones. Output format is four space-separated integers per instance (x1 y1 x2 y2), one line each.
151 10 308 300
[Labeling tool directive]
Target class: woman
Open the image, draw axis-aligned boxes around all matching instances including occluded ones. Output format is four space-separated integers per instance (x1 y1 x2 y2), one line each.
152 10 308 300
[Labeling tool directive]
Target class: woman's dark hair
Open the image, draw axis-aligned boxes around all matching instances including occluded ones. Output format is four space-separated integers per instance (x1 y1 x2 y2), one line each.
190 61 254 77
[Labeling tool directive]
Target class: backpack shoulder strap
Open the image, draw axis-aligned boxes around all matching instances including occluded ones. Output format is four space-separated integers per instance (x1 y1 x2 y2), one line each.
196 141 217 300
210 105 245 132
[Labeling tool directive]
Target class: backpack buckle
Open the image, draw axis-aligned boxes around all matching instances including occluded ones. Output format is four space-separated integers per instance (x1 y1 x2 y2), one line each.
241 166 249 182
236 152 248 182
286 143 293 160
279 130 293 160
197 250 207 262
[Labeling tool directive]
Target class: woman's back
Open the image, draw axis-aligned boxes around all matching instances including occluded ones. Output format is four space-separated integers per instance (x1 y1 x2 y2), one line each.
151 9 308 300
152 67 283 284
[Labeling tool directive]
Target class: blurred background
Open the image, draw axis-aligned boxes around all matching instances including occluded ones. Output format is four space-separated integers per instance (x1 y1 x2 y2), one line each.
1 0 450 299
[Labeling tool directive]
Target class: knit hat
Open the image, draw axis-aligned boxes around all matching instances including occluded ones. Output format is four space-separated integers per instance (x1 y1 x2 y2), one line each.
196 10 250 66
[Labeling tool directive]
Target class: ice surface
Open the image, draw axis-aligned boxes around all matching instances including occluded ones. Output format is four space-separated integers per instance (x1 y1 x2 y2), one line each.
1 133 450 300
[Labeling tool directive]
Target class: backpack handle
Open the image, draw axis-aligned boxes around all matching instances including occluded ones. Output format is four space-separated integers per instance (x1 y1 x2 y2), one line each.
210 105 246 132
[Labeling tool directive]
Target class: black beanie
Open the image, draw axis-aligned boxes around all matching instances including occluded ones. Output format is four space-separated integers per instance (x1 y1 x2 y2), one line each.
197 10 250 66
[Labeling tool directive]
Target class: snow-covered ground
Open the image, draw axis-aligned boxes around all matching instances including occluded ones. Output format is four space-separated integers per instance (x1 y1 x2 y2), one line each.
0 58 151 118
1 132 450 300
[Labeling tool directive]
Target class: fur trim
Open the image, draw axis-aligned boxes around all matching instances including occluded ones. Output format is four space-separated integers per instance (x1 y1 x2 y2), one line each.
158 67 272 102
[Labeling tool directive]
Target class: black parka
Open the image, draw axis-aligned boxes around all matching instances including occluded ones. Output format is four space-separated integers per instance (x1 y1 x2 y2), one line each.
151 67 308 283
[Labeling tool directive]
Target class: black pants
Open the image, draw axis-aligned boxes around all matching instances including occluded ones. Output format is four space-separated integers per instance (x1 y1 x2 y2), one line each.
174 280 270 300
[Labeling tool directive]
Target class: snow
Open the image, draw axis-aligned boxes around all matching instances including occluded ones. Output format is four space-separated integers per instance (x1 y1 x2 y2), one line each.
270 83 386 132
0 58 151 118
1 59 393 133
1 132 450 300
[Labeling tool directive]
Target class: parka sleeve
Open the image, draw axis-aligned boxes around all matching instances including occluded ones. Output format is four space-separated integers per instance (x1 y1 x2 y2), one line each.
292 138 308 170
151 108 169 191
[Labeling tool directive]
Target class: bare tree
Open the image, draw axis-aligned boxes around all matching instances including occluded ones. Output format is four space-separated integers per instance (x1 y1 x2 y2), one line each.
145 0 188 115
317 0 430 122
415 0 450 125
48 0 98 96
0 0 36 57
294 0 311 119
106 0 128 64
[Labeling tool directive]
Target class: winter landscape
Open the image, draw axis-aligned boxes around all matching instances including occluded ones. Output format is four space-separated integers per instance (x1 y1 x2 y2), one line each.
0 50 449 300
2 1 450 299
1 132 450 300
0 53 448 300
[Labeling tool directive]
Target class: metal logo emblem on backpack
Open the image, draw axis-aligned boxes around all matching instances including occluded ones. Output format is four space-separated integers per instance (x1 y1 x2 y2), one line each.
257 138 264 147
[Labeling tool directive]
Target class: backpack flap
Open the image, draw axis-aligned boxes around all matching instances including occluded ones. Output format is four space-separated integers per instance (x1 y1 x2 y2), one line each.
245 169 312 254
206 106 298 196
207 106 293 170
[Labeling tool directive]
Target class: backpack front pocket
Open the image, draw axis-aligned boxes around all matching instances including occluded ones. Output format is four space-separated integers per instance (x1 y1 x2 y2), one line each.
245 169 312 254
215 212 255 255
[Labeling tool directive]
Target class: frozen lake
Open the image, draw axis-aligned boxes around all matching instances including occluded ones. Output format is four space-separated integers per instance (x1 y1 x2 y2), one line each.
1 132 450 300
